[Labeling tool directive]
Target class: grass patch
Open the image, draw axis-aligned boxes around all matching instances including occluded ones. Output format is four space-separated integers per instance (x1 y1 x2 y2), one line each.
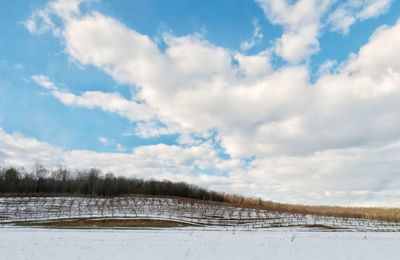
303 224 343 230
16 218 196 229
224 195 400 223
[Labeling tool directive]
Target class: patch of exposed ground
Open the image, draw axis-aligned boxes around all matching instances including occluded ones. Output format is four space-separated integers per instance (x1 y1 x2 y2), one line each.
15 218 196 229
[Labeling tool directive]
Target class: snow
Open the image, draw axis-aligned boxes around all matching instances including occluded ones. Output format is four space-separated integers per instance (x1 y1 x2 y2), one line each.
1 227 400 260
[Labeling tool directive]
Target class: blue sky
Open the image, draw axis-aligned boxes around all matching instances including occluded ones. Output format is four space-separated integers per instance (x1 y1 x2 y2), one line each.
1 0 400 206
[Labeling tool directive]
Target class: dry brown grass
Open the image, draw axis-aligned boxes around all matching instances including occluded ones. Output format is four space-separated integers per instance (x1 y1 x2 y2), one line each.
16 218 195 228
223 194 400 223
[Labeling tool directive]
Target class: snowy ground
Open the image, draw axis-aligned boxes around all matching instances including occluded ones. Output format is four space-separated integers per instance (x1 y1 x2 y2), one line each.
1 227 400 260
2 196 399 231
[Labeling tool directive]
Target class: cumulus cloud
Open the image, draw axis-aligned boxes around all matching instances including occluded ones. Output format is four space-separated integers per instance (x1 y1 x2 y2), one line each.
256 0 333 63
20 0 400 205
256 0 393 61
328 0 393 34
55 11 311 157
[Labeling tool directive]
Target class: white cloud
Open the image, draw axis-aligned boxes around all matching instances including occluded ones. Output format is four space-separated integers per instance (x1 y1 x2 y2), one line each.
176 133 204 146
240 18 264 52
52 90 155 121
32 75 156 122
98 136 127 152
256 0 393 61
317 59 338 76
115 143 127 152
247 141 400 206
0 128 64 166
328 0 392 34
32 75 57 90
327 7 356 34
54 11 311 157
98 136 110 145
358 0 392 20
234 52 272 79
133 121 177 138
256 0 334 63
23 0 89 35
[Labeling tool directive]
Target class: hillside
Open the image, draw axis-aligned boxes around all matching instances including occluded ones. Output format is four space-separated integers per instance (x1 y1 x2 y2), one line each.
1 166 400 224
1 196 400 231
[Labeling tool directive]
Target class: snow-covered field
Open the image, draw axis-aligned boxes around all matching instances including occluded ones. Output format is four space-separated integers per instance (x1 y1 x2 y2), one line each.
2 196 400 231
1 227 400 260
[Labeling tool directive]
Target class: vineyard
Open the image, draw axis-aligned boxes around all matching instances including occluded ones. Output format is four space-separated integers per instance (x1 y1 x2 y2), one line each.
1 196 400 231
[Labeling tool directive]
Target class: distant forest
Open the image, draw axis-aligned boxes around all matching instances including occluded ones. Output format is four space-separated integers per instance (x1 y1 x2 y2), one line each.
0 165 225 201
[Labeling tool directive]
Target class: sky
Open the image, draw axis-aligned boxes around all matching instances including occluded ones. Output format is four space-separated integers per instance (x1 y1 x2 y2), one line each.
1 0 400 206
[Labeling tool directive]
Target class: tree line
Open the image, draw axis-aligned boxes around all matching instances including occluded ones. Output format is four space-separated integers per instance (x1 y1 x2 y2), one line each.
0 165 225 201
